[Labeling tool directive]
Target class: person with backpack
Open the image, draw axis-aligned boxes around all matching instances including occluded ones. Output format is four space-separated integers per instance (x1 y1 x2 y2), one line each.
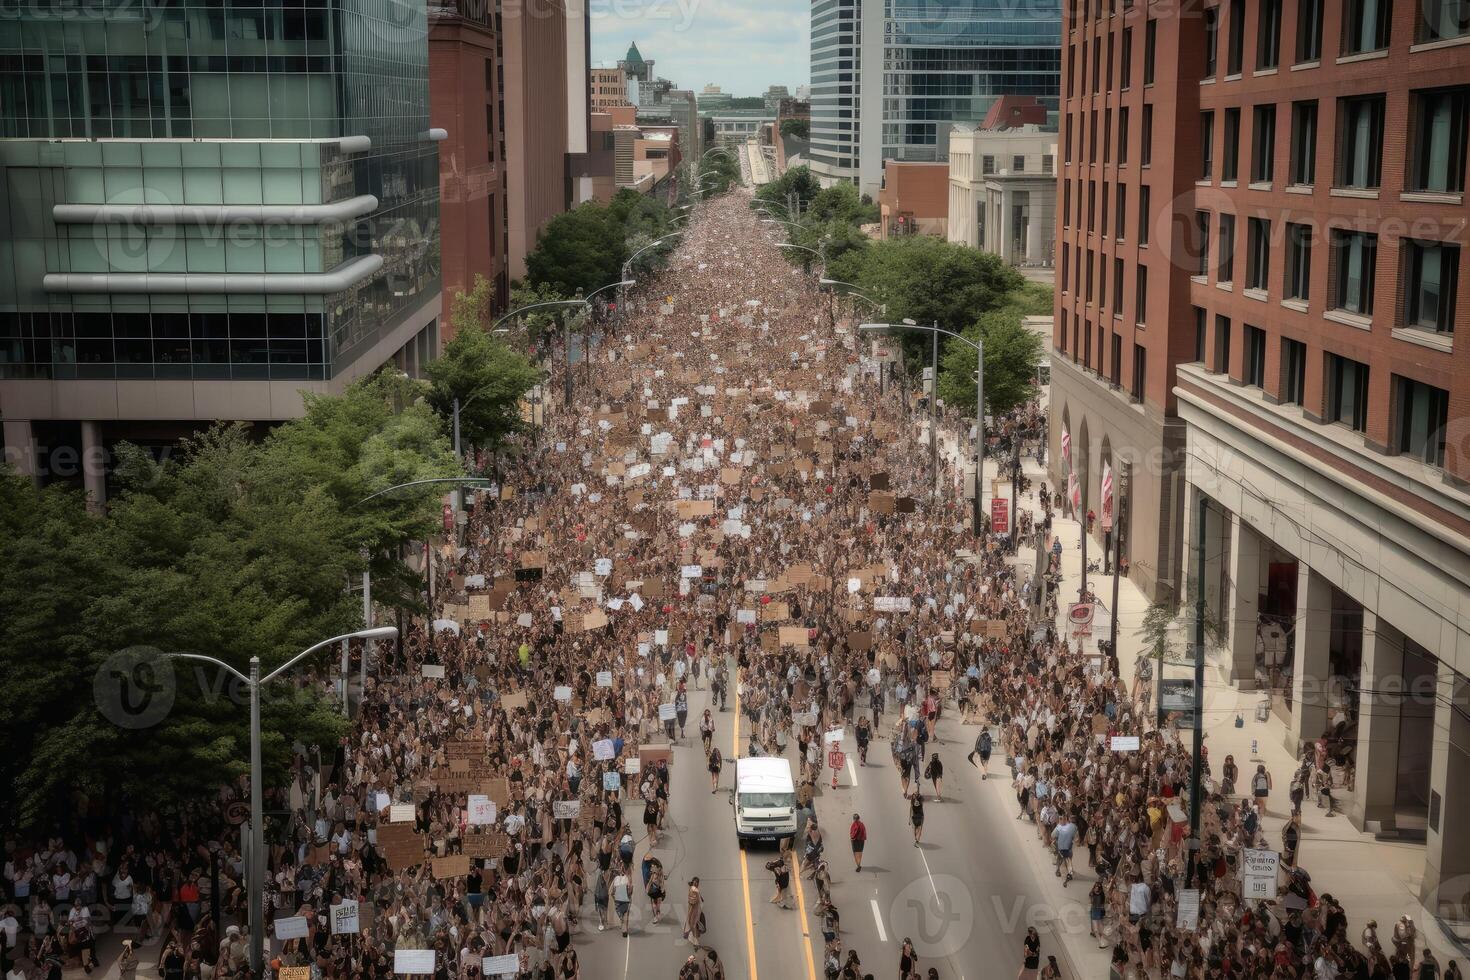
924 752 944 802
968 727 994 778
1251 764 1272 817
708 745 723 793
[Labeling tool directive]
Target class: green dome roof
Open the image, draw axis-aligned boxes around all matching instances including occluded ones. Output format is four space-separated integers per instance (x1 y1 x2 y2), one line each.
624 42 645 65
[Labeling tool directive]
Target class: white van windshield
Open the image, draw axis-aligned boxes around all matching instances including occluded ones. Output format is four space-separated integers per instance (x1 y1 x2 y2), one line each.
739 792 795 808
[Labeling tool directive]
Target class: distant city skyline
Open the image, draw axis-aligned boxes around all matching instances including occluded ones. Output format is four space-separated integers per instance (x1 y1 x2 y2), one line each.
589 0 809 97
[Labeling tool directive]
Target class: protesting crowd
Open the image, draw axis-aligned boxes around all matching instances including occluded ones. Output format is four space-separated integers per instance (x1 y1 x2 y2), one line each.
0 189 1461 980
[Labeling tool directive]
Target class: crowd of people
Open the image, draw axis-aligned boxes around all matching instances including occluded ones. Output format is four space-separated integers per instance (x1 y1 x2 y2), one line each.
0 189 1461 980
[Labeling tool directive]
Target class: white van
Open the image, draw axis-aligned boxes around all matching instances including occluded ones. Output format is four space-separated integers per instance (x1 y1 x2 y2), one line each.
732 756 798 844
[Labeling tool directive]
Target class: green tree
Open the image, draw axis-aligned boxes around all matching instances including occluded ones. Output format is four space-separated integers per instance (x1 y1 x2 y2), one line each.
425 276 542 455
936 308 1044 418
826 236 1024 342
525 203 625 296
779 118 810 139
505 279 571 347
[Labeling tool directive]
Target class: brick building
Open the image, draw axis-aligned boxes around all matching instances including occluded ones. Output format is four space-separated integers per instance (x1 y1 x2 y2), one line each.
1055 0 1470 918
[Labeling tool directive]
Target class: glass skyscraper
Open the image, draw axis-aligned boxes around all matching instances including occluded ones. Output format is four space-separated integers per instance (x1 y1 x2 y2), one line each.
0 0 442 383
808 0 1060 195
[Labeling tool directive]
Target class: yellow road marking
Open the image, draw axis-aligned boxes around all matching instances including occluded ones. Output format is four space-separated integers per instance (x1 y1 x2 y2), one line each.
734 674 759 980
790 852 820 980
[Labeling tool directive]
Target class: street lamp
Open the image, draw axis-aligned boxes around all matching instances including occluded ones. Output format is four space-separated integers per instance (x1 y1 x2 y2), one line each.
818 278 886 317
860 322 986 538
161 625 399 976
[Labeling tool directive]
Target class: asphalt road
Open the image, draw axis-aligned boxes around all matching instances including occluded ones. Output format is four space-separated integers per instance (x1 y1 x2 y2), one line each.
575 674 1086 980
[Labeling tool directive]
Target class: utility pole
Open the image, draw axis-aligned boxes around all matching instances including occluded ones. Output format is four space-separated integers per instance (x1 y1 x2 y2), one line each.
1010 437 1020 549
561 309 573 407
929 325 938 499
1108 462 1129 663
1185 490 1208 887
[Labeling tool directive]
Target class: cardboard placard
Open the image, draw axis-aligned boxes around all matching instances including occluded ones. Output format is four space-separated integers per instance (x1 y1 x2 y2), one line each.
432 855 472 879
779 625 810 647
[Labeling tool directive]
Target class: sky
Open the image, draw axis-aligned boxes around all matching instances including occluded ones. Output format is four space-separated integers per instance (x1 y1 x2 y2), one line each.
588 0 810 97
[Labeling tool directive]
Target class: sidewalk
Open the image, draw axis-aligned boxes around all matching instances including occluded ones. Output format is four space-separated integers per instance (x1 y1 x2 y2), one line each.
923 410 1463 974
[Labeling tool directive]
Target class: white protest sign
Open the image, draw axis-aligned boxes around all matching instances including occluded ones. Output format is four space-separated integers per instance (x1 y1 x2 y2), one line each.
553 800 581 819
595 558 613 576
658 703 677 721
390 803 416 823
874 596 913 612
603 771 622 791
421 664 445 679
467 795 496 825
482 955 521 978
593 739 615 761
1110 736 1140 751
624 758 642 775
554 685 572 702
1176 889 1200 930
823 728 845 745
597 670 614 688
737 609 757 624
330 900 360 935
394 950 435 974
274 915 308 940
655 629 669 646
680 565 703 579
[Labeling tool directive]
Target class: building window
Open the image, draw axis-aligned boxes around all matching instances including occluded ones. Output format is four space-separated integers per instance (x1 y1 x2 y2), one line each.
1223 108 1241 181
1404 240 1459 333
1281 338 1307 404
1067 45 1076 98
1247 217 1271 291
1060 310 1070 353
1420 0 1470 41
1013 155 1025 172
1090 110 1099 162
1298 0 1324 60
1043 154 1055 174
1193 211 1217 276
1110 332 1123 385
1104 108 1113 162
1214 315 1233 375
1243 325 1267 387
1344 0 1392 53
1144 19 1157 84
1195 211 1212 276
1337 95 1385 189
1131 343 1146 401
1326 353 1370 431
1252 105 1277 183
1061 244 1070 287
1136 264 1149 324
1088 180 1097 231
1411 88 1469 194
1141 105 1153 166
1332 230 1378 316
983 155 996 174
1119 107 1130 165
1289 101 1318 185
1084 318 1093 365
1258 0 1282 67
1122 27 1134 88
1218 213 1236 283
1194 307 1208 361
1063 182 1072 228
1138 185 1150 245
1115 184 1127 238
1286 222 1313 302
1201 112 1215 179
1395 376 1449 466
1227 0 1245 73
1204 7 1219 77
1093 36 1102 91
1112 258 1124 312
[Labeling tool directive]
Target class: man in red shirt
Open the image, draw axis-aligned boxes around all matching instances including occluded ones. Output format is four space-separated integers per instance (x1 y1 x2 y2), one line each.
849 814 867 872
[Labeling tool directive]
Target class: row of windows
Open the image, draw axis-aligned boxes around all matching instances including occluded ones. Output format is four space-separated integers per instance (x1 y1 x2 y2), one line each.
1196 88 1468 194
1191 308 1451 467
1198 0 1469 79
1065 17 1152 99
1059 177 1152 246
1058 309 1148 403
1059 244 1151 326
1190 211 1460 335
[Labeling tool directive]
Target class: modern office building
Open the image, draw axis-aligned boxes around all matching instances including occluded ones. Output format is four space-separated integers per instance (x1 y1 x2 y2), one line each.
696 85 734 112
0 0 443 503
809 0 1062 196
1054 0 1470 921
666 90 704 164
431 0 507 324
947 123 1056 268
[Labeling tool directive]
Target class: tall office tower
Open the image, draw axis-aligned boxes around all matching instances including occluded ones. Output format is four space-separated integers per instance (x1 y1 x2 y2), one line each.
809 0 1062 197
0 0 443 503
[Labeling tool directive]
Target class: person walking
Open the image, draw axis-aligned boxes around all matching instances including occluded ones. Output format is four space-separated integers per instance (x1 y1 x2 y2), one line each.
708 744 723 794
1052 812 1078 885
612 865 632 938
968 727 993 778
924 752 944 802
909 790 926 847
1251 764 1273 817
684 877 705 946
646 857 667 923
849 814 867 872
766 857 792 910
1018 926 1041 980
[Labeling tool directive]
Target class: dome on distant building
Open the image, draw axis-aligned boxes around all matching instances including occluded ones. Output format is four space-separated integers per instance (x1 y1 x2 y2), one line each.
623 42 645 66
